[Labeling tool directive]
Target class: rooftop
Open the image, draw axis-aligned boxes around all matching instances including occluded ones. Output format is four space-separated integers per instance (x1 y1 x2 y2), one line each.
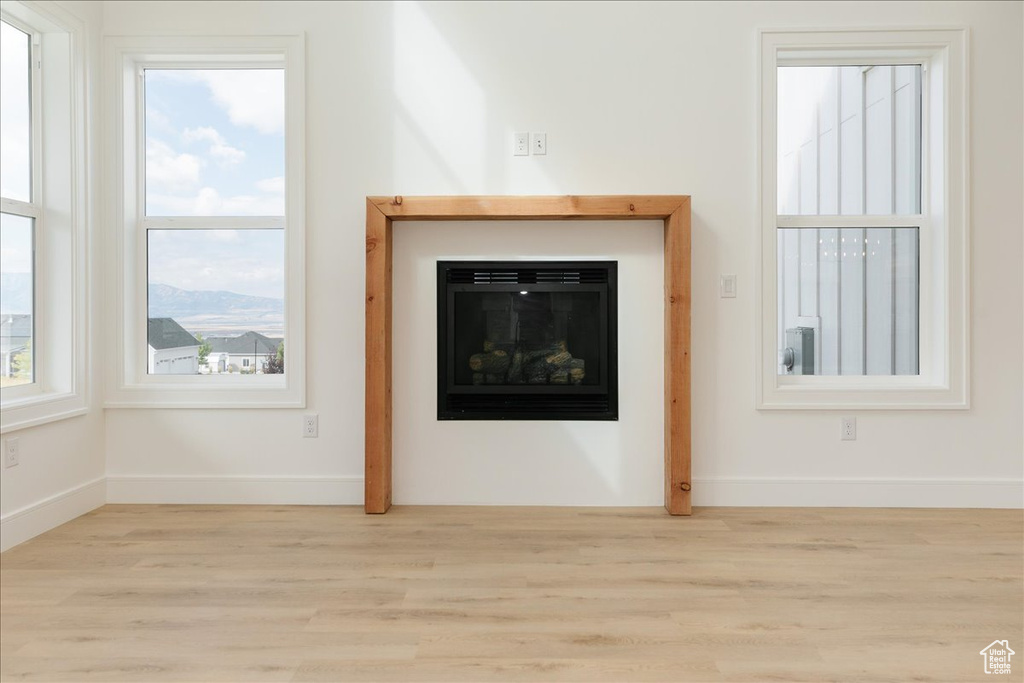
206 331 282 355
148 318 200 350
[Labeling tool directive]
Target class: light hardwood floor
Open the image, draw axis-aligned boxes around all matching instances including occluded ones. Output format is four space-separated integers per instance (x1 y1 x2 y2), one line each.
1 505 1021 682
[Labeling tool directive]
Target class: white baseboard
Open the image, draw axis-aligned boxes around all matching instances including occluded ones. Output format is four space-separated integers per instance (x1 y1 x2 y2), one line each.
4 475 1016 553
0 477 106 552
691 477 1024 508
105 475 364 505
106 474 1023 509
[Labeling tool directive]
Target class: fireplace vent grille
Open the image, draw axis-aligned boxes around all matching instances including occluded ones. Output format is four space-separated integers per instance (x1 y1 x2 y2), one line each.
447 266 608 285
444 393 611 417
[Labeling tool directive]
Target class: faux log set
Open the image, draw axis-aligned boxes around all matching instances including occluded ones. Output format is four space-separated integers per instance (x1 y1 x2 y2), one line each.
468 350 510 374
469 342 585 385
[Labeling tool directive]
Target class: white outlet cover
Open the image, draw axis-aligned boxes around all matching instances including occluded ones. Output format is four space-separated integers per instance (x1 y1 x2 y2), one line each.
513 132 529 156
4 438 19 468
303 414 319 438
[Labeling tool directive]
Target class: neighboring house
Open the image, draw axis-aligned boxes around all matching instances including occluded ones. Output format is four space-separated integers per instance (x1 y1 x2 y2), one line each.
205 331 282 374
0 314 32 378
148 318 200 375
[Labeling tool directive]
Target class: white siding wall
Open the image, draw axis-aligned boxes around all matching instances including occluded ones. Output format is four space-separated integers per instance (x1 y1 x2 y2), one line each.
778 65 921 375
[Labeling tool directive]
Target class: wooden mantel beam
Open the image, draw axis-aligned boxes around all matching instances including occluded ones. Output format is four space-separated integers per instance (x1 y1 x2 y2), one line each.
365 195 691 515
369 195 687 221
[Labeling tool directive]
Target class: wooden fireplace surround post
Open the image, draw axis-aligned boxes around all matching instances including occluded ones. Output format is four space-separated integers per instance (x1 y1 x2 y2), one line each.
365 195 691 515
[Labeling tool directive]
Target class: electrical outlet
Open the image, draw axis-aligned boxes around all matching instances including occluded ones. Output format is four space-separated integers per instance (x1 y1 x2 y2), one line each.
513 132 529 156
4 438 19 468
531 132 546 155
303 414 319 438
841 417 856 441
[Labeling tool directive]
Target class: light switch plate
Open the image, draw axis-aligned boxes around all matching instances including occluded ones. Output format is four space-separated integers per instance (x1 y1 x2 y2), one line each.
531 132 546 155
720 274 737 298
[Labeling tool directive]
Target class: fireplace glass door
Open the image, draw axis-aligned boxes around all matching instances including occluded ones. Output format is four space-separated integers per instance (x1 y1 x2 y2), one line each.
437 262 617 420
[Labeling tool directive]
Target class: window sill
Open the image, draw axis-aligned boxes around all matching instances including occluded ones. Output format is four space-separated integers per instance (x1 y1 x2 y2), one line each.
757 379 969 410
104 377 304 409
1 391 89 433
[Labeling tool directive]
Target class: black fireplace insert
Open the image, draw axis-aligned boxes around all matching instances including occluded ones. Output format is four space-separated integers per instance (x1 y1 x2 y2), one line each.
437 261 618 420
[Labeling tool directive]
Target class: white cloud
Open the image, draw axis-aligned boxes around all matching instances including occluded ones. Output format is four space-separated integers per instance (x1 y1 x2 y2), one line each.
147 230 284 299
0 131 29 199
0 212 33 273
255 176 285 194
182 126 246 167
146 193 197 216
149 252 284 299
145 106 176 136
207 230 243 244
193 187 224 215
148 187 284 217
194 70 285 135
146 139 202 192
0 246 32 273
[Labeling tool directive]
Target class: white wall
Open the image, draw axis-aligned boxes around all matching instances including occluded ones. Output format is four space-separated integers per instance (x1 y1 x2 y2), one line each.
0 1 106 551
394 220 663 506
101 1 1023 509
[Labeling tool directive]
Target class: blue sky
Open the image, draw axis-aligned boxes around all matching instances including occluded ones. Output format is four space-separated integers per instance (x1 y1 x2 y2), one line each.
0 20 30 203
144 69 285 300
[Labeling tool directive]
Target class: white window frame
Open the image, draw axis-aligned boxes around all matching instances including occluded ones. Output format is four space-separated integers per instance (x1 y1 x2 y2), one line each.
757 28 968 409
104 35 306 408
1 1 88 432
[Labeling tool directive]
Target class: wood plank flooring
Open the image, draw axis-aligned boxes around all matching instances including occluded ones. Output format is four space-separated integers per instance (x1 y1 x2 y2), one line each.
1 505 1021 682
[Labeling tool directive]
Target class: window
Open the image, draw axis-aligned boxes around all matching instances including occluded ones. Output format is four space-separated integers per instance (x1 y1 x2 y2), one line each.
1 3 87 432
106 36 305 407
758 29 968 409
2 19 37 391
143 68 284 378
777 65 922 377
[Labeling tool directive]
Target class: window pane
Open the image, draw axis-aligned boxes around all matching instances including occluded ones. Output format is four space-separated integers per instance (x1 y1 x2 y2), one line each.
1 213 34 386
0 21 31 202
144 69 285 217
777 227 918 376
147 229 284 375
778 66 921 216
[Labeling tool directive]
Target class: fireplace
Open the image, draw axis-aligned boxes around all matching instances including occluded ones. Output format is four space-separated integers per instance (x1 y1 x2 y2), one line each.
437 261 618 420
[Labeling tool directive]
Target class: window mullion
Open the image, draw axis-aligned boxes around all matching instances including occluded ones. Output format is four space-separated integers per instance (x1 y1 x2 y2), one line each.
141 216 285 230
778 55 928 68
0 198 42 219
777 215 923 229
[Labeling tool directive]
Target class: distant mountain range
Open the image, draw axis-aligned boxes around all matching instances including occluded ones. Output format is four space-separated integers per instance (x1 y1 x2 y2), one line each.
2 279 283 335
148 283 283 319
1 273 31 315
149 283 284 337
